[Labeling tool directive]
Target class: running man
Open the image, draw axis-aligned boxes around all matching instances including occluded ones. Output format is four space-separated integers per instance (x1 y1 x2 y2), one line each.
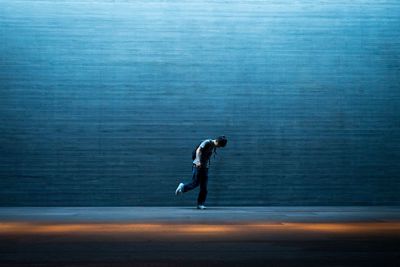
175 135 228 209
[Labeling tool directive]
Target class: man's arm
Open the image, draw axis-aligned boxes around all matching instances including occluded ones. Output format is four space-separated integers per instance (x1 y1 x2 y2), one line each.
195 146 203 167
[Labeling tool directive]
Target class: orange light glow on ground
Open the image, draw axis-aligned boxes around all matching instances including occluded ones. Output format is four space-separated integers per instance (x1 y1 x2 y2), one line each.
1 221 399 241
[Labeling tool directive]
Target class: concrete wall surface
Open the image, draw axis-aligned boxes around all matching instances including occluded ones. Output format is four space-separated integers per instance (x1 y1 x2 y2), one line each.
0 0 399 206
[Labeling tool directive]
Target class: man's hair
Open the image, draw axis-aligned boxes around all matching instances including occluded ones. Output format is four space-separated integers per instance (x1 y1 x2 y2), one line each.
216 135 227 147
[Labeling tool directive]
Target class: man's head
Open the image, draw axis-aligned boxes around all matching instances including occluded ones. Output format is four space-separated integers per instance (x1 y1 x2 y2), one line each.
215 135 227 148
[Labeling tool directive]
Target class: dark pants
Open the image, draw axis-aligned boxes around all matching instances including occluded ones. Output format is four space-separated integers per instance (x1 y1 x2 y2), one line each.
182 166 209 205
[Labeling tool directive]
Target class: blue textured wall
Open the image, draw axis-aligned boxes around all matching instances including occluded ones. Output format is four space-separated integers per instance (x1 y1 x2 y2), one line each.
1 0 399 206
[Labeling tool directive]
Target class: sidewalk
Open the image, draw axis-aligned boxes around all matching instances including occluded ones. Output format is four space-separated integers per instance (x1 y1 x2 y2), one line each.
1 206 399 223
0 207 399 266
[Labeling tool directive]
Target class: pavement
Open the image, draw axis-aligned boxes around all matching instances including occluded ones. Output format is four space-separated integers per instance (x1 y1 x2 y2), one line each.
0 206 399 266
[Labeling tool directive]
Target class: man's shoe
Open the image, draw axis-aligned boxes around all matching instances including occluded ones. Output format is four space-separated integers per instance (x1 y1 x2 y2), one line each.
197 205 207 210
175 183 184 195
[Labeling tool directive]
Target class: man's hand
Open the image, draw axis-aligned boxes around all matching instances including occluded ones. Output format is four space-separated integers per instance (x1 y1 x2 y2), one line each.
195 162 202 168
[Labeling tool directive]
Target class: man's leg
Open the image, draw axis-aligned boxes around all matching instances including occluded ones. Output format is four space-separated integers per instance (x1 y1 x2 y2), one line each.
197 168 209 205
182 167 200 192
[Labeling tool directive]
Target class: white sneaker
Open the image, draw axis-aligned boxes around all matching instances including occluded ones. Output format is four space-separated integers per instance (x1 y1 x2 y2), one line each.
175 183 184 195
197 205 207 210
